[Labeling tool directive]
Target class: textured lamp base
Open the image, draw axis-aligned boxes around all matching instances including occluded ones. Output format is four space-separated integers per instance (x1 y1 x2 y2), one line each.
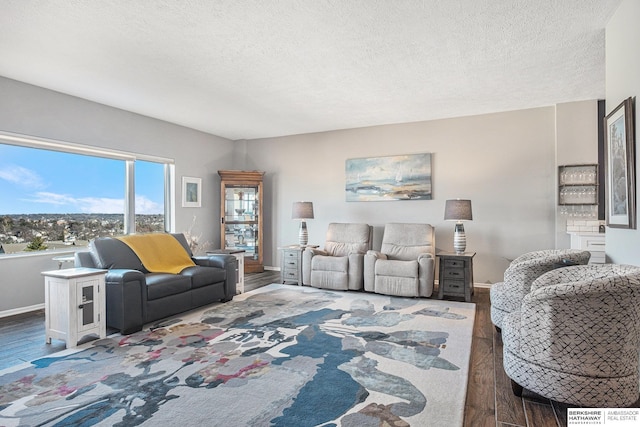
298 221 308 247
453 222 466 253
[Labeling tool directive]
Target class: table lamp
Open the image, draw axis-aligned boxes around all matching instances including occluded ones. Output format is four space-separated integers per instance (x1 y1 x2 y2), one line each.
292 201 314 246
444 199 473 253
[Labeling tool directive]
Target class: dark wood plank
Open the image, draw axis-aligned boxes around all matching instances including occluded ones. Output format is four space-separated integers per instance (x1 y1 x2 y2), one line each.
463 336 495 427
463 288 495 427
525 400 559 427
552 401 570 427
494 326 529 426
472 287 494 340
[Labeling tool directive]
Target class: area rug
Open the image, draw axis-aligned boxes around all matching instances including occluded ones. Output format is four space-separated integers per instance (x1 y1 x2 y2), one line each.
0 284 475 427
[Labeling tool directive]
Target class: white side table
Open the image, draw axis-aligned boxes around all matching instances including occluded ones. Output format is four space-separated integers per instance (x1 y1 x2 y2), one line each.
207 249 245 293
42 267 106 348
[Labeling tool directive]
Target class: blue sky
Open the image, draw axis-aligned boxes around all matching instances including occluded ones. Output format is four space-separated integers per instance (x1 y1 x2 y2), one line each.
0 144 164 214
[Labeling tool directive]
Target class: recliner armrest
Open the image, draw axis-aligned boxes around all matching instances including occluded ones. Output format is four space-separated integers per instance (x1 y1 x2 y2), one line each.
305 247 328 256
303 247 328 285
364 250 386 292
348 252 366 290
417 252 433 261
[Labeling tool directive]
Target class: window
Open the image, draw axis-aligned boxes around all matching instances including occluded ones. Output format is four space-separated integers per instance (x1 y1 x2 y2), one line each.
135 160 166 233
0 132 173 254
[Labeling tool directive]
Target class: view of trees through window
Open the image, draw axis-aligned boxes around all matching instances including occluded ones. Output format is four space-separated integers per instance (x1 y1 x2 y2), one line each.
0 142 168 254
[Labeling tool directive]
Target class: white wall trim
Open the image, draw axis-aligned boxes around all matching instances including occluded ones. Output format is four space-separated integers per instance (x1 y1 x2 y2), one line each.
0 303 45 319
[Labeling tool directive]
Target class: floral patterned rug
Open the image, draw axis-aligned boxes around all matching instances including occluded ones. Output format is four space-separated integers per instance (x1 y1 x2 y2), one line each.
0 284 475 427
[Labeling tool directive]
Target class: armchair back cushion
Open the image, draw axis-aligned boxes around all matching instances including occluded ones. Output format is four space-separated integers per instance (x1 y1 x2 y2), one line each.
380 223 435 260
89 237 147 272
324 223 373 256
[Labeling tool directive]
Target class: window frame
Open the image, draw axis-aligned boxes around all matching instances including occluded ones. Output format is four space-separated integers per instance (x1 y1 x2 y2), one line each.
0 130 175 237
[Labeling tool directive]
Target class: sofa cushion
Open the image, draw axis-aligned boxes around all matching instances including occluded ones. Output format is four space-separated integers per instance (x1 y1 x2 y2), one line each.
375 259 418 278
89 238 147 272
312 255 348 272
181 265 226 289
146 273 191 300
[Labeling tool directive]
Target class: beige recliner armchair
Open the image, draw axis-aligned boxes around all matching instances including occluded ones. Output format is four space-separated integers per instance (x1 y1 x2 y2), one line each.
363 223 435 297
302 223 373 290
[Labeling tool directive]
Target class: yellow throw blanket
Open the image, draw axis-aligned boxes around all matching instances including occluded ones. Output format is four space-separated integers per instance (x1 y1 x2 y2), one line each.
117 234 195 274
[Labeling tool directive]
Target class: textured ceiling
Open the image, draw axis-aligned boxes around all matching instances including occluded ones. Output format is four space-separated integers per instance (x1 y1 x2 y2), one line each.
0 0 622 140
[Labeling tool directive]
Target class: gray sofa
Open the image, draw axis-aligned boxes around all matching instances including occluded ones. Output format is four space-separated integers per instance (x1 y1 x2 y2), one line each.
75 233 237 334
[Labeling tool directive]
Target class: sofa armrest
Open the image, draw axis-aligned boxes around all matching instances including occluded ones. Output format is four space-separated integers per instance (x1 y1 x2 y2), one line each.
418 254 435 297
348 252 366 290
104 269 146 334
364 250 386 292
303 247 327 285
74 251 95 268
193 254 237 299
417 252 433 261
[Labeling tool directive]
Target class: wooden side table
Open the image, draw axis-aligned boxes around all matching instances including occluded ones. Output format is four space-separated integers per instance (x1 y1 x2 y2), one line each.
279 245 304 285
437 252 475 302
42 267 106 348
279 245 319 285
207 249 245 293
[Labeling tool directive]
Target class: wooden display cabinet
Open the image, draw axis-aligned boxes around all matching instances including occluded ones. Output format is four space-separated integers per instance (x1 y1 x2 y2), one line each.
218 170 265 273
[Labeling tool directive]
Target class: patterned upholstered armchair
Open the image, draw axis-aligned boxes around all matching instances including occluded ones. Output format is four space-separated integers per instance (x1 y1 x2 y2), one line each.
363 223 435 297
302 223 373 291
490 249 591 330
502 264 640 407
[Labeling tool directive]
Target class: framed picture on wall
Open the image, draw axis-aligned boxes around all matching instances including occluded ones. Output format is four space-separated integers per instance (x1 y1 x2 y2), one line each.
345 153 432 202
604 97 636 229
182 176 202 208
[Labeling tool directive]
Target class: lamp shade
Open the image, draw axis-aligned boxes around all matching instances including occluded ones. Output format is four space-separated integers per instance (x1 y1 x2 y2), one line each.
292 201 314 220
444 199 473 221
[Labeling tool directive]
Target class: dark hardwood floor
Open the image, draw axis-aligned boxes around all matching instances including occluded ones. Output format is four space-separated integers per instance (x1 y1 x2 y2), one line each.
0 270 566 426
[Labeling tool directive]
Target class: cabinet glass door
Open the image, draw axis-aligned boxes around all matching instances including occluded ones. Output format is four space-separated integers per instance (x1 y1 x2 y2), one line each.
78 280 99 332
224 186 259 260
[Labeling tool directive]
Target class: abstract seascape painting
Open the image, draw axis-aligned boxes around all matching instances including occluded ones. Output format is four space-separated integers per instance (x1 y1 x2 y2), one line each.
345 153 432 201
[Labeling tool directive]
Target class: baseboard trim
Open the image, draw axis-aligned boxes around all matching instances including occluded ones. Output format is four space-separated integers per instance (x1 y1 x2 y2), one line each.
264 266 280 271
0 303 45 319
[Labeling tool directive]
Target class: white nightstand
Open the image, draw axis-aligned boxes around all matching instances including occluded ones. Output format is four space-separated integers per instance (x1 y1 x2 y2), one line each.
42 267 107 348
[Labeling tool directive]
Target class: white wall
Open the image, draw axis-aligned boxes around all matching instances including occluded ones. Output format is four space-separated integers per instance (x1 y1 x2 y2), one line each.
245 107 565 284
0 75 602 313
554 100 600 248
605 0 640 265
0 76 235 313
